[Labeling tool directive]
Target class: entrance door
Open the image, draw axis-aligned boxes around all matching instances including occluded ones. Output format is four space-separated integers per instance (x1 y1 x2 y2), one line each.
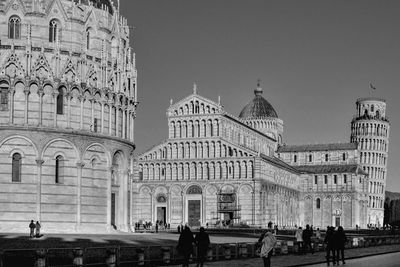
188 200 201 227
157 207 166 224
111 193 116 227
335 217 340 227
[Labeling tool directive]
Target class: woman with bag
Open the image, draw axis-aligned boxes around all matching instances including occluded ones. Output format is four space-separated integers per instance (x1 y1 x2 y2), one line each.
260 229 277 267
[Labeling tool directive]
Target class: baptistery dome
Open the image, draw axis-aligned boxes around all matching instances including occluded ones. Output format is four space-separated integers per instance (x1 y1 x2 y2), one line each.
239 86 278 119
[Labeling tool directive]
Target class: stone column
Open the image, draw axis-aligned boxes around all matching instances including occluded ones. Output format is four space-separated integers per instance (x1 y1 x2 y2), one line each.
67 94 72 128
76 162 85 231
101 101 105 134
24 87 30 125
36 159 44 221
109 103 113 135
106 166 114 232
8 87 15 124
38 89 44 126
167 192 171 224
115 106 120 137
90 99 94 131
52 91 59 128
120 169 129 231
181 191 185 224
122 107 126 139
79 96 84 130
126 110 130 140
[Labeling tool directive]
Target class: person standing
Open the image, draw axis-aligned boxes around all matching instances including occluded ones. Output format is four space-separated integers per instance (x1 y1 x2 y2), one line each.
302 224 314 254
260 230 277 267
29 220 36 238
35 221 41 238
155 223 159 233
195 227 210 267
333 226 347 264
324 226 336 265
295 227 304 254
177 226 195 267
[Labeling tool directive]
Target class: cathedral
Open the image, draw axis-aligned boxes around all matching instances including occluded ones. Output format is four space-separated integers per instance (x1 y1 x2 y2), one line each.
0 0 137 233
133 84 389 229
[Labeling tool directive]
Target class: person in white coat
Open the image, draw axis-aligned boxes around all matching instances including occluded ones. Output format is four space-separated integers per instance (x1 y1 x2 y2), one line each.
260 230 277 267
295 227 304 254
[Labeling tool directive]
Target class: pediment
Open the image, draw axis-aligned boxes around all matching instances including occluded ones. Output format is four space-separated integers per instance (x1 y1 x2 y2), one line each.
167 93 223 117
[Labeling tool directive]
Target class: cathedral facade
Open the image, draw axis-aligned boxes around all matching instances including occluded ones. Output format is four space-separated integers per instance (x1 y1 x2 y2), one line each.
133 84 384 229
0 0 137 233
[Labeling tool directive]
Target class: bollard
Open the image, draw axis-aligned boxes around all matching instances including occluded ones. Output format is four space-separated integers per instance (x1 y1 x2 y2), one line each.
224 245 231 260
207 247 213 261
136 248 145 266
161 247 170 264
105 248 116 267
35 249 46 267
281 241 288 254
73 249 84 266
240 243 248 258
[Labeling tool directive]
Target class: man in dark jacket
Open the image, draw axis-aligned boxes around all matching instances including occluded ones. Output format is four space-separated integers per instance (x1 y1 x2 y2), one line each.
324 226 336 265
333 226 347 264
302 224 314 254
29 220 35 238
195 227 210 267
177 226 195 267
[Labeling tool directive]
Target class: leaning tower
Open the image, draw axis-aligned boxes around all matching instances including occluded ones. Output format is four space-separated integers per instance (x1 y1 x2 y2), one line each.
350 98 390 227
0 0 137 233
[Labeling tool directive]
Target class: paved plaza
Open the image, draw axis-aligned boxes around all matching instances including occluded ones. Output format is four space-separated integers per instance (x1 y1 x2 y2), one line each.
0 231 256 250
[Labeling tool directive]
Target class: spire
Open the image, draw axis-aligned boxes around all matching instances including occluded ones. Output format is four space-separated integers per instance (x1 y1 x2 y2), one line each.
193 82 197 94
254 79 263 96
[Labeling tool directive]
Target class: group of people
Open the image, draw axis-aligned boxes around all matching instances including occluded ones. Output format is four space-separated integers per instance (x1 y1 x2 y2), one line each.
29 220 41 238
295 224 315 254
177 226 210 267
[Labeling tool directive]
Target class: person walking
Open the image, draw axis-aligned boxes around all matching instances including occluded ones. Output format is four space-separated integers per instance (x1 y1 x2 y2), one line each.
324 226 336 265
260 229 277 267
333 226 347 264
195 227 210 267
29 220 36 238
302 224 314 254
177 225 195 267
35 221 41 238
295 227 304 254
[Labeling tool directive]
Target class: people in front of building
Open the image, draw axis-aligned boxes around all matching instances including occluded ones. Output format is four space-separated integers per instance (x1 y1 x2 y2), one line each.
195 227 210 267
333 226 347 265
259 229 277 267
35 221 41 238
295 227 303 254
29 220 35 238
302 224 314 254
177 225 195 267
324 226 336 265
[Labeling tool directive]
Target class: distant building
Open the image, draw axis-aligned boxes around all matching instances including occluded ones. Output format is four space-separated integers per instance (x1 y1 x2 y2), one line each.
133 84 379 229
0 0 137 233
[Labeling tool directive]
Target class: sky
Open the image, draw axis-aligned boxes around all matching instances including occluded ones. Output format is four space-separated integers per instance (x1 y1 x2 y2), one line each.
121 0 400 192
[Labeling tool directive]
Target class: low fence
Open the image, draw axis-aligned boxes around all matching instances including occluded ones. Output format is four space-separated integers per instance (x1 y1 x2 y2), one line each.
1 235 399 267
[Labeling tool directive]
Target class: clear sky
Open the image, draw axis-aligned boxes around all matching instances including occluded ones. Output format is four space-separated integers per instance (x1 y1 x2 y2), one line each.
121 0 400 192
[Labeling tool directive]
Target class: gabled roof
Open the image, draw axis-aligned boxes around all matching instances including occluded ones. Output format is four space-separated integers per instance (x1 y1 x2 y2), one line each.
296 164 367 175
260 153 300 174
277 143 357 153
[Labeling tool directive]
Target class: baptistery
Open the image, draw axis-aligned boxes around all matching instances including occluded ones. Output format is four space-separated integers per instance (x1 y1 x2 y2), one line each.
0 0 137 233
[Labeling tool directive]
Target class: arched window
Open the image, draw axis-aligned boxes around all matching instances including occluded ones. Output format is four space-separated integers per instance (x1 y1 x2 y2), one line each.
57 88 64 114
308 154 313 162
86 29 91 50
325 154 329 162
8 16 21 39
0 82 9 111
49 19 59 43
316 198 321 209
55 155 64 184
12 153 22 182
342 153 346 161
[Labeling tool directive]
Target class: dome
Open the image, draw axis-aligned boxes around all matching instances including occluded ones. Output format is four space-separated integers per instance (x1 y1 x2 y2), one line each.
239 84 278 119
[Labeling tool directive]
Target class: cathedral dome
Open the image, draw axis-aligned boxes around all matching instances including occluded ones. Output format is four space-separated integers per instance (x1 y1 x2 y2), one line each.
239 84 278 119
